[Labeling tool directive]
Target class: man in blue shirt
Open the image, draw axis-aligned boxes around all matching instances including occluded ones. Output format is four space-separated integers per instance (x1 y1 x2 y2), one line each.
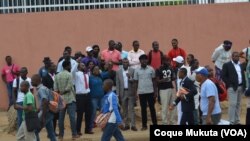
195 67 221 125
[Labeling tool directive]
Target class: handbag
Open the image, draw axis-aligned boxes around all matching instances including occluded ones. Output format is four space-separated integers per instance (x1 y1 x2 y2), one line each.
25 111 41 132
95 110 113 129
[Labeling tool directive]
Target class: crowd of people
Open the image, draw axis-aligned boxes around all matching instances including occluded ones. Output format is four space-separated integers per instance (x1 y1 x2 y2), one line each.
1 39 250 141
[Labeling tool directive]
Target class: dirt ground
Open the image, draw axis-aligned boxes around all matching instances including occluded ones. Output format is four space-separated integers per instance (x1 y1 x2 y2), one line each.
0 97 247 141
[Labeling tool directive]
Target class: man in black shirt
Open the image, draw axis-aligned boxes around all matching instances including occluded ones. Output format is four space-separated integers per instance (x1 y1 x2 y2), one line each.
156 55 176 125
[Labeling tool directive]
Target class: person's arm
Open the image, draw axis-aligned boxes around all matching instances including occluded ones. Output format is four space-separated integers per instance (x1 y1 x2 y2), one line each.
12 79 18 107
128 53 139 66
133 69 138 98
111 94 123 124
152 68 157 99
211 47 220 63
206 96 215 125
169 97 181 110
1 74 7 84
54 75 59 93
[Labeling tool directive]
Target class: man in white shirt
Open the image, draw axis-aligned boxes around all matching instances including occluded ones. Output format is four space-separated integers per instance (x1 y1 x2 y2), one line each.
128 40 145 69
211 40 232 81
74 63 93 135
13 67 33 128
57 50 78 73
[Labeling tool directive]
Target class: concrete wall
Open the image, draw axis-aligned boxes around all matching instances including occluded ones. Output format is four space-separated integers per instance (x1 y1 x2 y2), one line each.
0 3 250 110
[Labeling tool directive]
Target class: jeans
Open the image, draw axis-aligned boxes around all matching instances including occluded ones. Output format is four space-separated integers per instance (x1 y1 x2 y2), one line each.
6 81 14 107
101 123 125 141
193 109 199 125
202 113 221 125
59 102 77 137
36 112 57 141
139 93 157 127
246 108 250 125
90 97 103 128
17 102 23 128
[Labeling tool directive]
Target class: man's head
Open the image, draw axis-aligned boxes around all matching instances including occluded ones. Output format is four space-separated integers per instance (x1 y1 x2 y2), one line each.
195 67 209 83
103 79 114 93
31 74 41 87
192 59 199 70
162 55 171 66
152 41 159 52
62 61 71 72
187 54 195 66
232 51 240 64
78 63 86 72
43 57 51 68
20 67 28 78
173 56 184 68
139 54 148 68
48 63 57 74
74 51 83 60
92 66 100 76
64 46 72 56
63 50 71 61
92 45 100 56
5 56 12 65
133 40 140 52
171 39 178 49
108 40 116 51
122 58 129 70
20 81 30 94
223 40 232 51
116 42 122 52
86 46 93 57
178 68 187 79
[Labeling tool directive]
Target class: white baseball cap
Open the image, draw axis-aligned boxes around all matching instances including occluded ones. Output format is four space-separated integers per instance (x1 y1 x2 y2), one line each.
173 56 184 63
86 46 93 52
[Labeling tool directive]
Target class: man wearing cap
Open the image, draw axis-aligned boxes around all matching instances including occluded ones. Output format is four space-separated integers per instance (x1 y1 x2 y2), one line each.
38 57 52 78
211 40 232 81
173 55 191 124
195 67 221 125
81 46 99 66
222 51 245 125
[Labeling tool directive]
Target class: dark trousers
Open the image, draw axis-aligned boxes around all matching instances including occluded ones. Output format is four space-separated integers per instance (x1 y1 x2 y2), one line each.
246 108 250 125
180 112 194 125
139 93 157 127
76 94 92 133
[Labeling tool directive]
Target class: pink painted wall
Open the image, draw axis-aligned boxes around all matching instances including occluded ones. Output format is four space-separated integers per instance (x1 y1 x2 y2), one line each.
0 3 250 110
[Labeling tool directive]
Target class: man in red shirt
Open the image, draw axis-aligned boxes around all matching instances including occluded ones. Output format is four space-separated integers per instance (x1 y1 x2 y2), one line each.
167 39 187 68
148 41 164 70
1 56 20 108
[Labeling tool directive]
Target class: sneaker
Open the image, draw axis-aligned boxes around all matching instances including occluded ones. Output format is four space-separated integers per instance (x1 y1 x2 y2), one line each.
72 135 80 140
141 126 148 131
131 126 138 131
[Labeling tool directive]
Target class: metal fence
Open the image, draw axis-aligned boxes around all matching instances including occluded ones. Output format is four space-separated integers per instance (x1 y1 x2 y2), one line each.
0 0 249 14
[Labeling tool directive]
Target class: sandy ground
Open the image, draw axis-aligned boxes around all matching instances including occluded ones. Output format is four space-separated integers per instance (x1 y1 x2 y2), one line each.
0 97 247 141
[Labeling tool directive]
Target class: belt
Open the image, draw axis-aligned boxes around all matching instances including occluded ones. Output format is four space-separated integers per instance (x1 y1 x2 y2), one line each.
124 88 128 90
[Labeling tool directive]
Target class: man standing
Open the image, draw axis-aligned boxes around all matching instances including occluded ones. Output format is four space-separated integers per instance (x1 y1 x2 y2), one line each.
101 40 121 71
128 40 145 69
1 56 20 108
38 57 52 78
74 63 93 135
54 61 80 140
116 42 128 60
222 52 245 125
167 39 187 69
211 40 232 81
195 67 221 125
156 56 176 125
57 50 78 73
116 58 137 131
148 41 164 70
13 67 33 128
31 74 57 141
134 54 157 130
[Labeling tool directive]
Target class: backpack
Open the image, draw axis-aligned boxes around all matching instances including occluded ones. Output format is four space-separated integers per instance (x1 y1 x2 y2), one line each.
48 91 66 113
211 78 227 102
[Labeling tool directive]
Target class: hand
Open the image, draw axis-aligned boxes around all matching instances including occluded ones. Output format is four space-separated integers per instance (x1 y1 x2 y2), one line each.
118 123 124 129
14 104 22 110
206 116 213 125
169 105 174 111
126 73 131 79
